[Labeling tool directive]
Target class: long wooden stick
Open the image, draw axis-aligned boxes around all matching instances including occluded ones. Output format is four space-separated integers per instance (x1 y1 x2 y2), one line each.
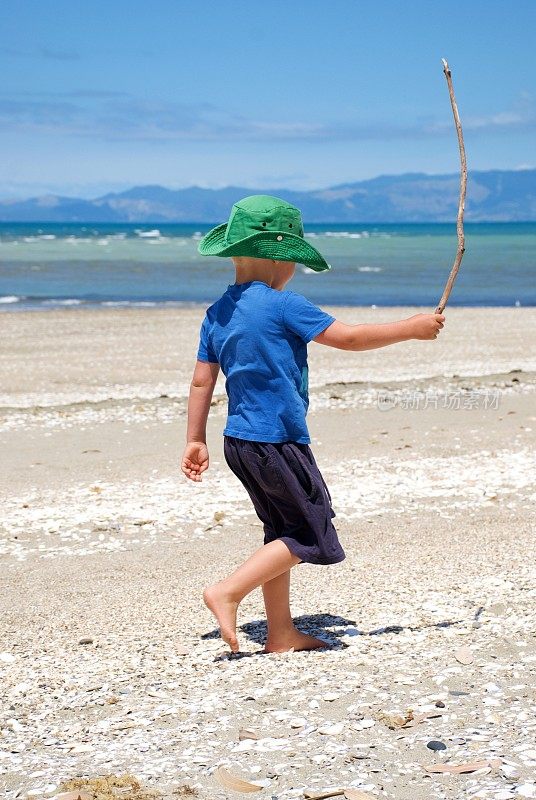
435 58 467 314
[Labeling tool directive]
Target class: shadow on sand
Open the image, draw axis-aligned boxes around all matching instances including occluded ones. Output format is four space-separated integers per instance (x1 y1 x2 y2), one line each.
201 606 483 656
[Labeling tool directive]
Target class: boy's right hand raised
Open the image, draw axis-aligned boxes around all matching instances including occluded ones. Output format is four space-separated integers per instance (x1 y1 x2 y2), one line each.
405 313 445 340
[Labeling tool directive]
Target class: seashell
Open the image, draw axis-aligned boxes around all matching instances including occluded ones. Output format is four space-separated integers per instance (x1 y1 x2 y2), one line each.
376 709 414 729
215 766 262 792
238 728 260 741
318 722 344 735
454 646 474 665
344 791 376 800
423 758 501 774
69 743 93 754
517 785 536 799
289 717 307 728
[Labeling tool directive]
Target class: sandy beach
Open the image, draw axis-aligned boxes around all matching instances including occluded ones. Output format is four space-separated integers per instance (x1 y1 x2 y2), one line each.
1 305 535 800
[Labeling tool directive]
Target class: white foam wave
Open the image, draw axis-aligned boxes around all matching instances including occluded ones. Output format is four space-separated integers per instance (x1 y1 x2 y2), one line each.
42 299 83 306
358 266 382 272
100 300 156 307
135 229 161 238
324 231 363 239
0 295 21 304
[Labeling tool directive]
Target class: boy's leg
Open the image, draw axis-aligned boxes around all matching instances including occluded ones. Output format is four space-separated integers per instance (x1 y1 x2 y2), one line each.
261 570 328 653
203 540 300 652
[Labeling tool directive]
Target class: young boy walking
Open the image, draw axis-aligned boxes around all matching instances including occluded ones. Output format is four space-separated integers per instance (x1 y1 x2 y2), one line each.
181 195 444 654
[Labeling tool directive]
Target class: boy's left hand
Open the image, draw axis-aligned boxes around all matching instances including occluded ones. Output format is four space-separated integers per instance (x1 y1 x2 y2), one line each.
181 441 209 482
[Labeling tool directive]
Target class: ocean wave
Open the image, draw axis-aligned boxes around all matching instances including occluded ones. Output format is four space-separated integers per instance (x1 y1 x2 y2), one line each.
100 300 157 307
2 230 388 246
0 297 207 312
135 229 161 238
358 266 383 272
324 231 363 239
41 299 83 306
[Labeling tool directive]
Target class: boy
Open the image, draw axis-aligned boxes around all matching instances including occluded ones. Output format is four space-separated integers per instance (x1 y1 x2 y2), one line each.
181 195 444 654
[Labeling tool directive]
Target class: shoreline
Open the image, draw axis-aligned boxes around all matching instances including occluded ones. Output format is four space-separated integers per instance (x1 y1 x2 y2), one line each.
1 300 535 313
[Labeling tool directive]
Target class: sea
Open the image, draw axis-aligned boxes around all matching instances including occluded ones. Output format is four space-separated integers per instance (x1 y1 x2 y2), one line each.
0 222 534 310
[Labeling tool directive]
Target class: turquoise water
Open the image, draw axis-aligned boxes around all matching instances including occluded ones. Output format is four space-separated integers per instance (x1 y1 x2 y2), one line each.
0 222 534 309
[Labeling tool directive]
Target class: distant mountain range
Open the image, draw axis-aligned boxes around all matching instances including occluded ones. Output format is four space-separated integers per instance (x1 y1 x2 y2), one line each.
1 169 535 223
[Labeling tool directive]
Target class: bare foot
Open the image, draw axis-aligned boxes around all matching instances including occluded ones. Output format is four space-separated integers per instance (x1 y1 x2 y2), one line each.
203 584 240 652
264 628 328 653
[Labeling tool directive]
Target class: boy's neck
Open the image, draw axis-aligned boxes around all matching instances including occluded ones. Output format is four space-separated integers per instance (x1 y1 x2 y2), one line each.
233 259 295 291
234 275 271 288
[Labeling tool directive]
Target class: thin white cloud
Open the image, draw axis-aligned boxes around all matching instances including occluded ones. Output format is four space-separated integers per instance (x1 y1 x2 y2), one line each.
428 91 535 134
0 93 533 143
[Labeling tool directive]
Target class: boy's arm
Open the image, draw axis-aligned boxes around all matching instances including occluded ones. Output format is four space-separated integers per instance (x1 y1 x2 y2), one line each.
186 359 220 442
313 313 444 351
181 359 220 482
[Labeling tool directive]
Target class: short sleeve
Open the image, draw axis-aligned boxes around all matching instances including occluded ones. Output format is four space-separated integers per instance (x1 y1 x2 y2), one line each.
196 315 219 363
281 292 336 343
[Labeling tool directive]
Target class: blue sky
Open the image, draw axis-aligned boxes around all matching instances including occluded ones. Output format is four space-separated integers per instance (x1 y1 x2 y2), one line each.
1 0 535 198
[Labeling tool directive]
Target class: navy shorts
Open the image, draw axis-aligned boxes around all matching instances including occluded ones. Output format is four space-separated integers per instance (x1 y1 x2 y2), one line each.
223 435 346 565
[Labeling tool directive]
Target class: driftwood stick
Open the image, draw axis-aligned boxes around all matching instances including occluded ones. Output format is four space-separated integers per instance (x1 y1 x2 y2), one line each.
435 58 467 314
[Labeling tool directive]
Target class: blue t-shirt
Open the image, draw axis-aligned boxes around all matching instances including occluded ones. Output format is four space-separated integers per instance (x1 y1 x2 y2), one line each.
196 280 336 444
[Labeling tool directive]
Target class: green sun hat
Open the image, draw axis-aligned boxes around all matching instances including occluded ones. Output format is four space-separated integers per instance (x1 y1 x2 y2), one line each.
197 194 331 272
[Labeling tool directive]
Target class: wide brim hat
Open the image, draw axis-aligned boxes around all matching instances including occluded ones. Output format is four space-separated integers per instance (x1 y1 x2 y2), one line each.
197 194 331 272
